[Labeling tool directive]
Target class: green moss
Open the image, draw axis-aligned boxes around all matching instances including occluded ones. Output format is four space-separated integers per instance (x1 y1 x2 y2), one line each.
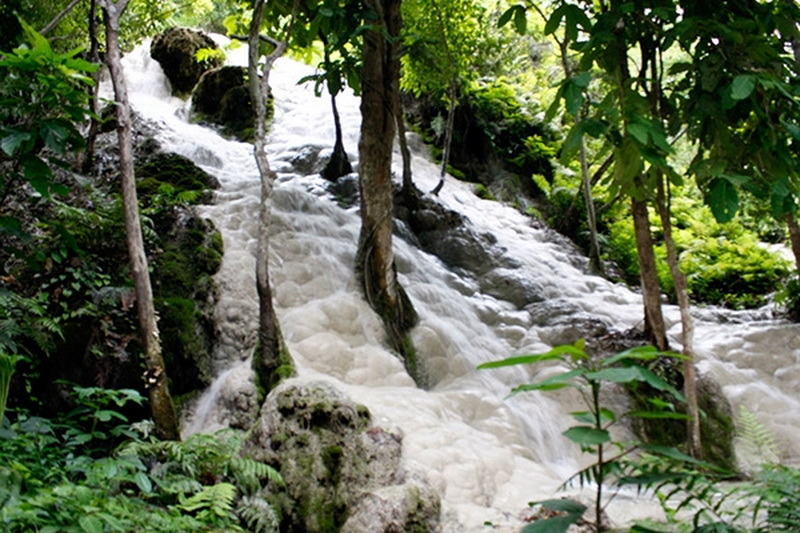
474 183 496 201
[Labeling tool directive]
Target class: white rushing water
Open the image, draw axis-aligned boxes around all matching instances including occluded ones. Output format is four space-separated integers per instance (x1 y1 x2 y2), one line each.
112 39 800 531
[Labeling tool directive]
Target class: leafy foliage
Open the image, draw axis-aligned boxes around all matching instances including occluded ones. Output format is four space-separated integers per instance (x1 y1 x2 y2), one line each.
480 340 696 532
0 389 282 532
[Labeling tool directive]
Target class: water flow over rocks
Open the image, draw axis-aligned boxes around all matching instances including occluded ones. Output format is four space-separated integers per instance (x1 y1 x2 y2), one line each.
113 38 800 532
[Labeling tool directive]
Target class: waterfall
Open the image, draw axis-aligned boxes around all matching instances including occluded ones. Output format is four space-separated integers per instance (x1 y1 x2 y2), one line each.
112 40 800 531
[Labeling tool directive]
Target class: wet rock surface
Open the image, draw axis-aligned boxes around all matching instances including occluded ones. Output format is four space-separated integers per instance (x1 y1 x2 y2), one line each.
150 28 222 95
246 380 441 532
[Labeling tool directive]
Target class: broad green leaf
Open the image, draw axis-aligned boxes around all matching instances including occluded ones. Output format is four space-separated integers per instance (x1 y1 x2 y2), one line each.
522 515 578 533
1 130 32 156
497 6 516 29
513 4 527 34
563 79 583 116
585 367 643 383
134 471 152 493
544 5 567 36
627 123 650 146
627 410 691 420
538 499 587 514
581 118 607 138
707 177 739 223
478 352 562 369
614 137 643 192
730 74 756 100
511 368 585 394
602 345 665 366
79 515 103 533
563 426 610 445
40 120 71 154
571 408 616 424
560 122 584 164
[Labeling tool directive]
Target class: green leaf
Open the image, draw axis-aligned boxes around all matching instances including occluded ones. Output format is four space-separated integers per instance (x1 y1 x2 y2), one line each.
602 345 665 366
513 4 527 34
479 343 586 370
522 499 587 533
544 5 567 36
560 122 584 164
563 426 610 445
628 410 691 420
707 177 739 223
563 79 583 116
498 6 515 29
1 130 32 156
511 368 585 394
134 471 152 493
730 74 756 100
79 515 104 533
585 367 643 383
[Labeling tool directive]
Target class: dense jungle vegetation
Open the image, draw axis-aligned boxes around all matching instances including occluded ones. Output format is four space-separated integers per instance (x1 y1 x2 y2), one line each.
1 0 800 531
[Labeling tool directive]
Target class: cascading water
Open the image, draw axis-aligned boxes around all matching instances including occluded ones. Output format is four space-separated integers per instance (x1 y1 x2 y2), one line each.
111 39 800 531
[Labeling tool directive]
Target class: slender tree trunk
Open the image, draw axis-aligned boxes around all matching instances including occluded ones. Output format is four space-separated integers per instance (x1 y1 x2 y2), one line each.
100 0 179 440
395 91 414 198
656 176 701 457
321 93 353 181
248 0 295 392
39 0 81 35
431 77 456 196
786 213 800 271
80 0 101 174
320 44 353 182
631 197 669 351
357 0 419 381
580 141 602 273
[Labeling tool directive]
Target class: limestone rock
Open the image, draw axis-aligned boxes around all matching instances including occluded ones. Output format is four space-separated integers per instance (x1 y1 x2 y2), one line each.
191 66 265 140
150 28 222 95
246 380 441 532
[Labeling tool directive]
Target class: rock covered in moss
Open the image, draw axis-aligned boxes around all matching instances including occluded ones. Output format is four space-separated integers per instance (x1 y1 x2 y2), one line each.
150 28 222 96
191 66 270 141
246 380 441 532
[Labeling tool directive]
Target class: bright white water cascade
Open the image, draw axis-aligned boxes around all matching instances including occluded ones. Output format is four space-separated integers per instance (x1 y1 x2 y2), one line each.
112 39 800 531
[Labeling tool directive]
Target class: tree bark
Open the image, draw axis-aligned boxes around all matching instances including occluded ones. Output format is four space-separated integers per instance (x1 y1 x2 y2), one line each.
431 77 456 196
249 0 295 393
786 212 800 271
39 0 81 35
321 92 353 181
100 0 179 440
395 90 415 198
80 0 101 174
631 197 669 351
357 0 419 381
656 176 701 457
320 43 353 182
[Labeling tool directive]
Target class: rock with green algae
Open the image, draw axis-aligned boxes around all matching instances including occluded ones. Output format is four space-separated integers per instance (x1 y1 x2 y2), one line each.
246 380 441 532
150 27 222 96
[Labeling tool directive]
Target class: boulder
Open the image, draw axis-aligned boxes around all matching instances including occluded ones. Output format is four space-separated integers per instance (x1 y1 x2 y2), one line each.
191 65 274 141
150 28 222 95
246 380 441 532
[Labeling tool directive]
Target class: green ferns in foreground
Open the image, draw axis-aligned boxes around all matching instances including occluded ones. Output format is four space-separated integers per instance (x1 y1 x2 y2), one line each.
0 386 282 532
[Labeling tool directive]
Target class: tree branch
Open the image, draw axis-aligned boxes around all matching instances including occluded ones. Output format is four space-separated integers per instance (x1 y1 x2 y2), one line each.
40 0 83 35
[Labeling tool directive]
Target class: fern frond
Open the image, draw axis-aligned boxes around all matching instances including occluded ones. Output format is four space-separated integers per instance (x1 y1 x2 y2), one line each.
237 495 280 533
178 482 236 516
735 405 780 470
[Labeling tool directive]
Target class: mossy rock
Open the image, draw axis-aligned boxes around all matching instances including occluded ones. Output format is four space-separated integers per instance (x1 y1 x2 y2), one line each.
191 66 274 141
628 361 737 472
136 151 220 202
155 296 212 395
245 381 442 532
150 27 222 96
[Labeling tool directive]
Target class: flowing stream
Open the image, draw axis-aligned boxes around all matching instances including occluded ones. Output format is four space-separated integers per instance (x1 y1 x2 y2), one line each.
112 40 800 531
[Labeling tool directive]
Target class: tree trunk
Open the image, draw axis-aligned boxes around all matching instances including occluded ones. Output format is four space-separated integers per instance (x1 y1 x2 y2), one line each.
395 91 415 198
631 197 669 351
100 0 179 440
787 210 800 272
321 92 353 181
357 0 419 381
80 0 101 174
656 176 701 457
249 0 295 393
431 77 456 196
